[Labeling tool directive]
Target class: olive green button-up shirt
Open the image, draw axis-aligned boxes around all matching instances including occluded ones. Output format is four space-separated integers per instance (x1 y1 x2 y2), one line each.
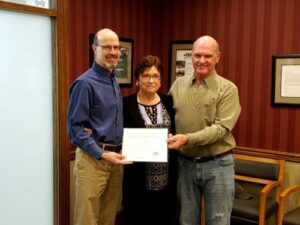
169 71 241 157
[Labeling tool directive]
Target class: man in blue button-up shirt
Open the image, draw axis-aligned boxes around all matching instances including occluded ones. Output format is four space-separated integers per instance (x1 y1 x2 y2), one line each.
67 28 131 225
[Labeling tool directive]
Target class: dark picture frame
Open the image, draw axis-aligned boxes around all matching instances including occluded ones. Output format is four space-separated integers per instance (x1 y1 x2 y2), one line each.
168 40 194 88
271 54 300 107
89 34 133 87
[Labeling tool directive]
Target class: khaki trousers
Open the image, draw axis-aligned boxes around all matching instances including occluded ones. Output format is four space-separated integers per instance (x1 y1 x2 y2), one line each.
73 148 123 225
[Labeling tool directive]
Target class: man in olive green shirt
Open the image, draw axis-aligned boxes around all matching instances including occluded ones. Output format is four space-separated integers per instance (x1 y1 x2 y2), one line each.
168 35 241 225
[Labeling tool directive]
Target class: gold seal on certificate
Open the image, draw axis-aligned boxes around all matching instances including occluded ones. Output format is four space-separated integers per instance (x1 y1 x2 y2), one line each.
122 128 168 162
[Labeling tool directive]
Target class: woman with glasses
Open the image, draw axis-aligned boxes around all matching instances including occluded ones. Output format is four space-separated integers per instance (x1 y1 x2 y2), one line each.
122 55 178 225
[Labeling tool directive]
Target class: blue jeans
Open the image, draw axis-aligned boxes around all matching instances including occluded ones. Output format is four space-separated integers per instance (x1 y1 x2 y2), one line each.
177 153 235 225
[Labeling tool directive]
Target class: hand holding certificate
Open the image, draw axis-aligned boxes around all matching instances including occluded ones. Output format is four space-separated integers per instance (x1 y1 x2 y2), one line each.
122 128 168 162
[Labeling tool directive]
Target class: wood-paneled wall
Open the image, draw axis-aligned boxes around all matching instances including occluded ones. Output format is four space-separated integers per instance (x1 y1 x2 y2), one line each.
69 0 164 95
69 0 300 155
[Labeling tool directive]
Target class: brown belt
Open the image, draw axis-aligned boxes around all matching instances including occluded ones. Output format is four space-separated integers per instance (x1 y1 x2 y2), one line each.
180 150 233 163
97 142 122 153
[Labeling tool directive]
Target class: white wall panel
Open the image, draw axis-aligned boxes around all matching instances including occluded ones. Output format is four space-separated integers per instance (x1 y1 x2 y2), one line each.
0 10 53 225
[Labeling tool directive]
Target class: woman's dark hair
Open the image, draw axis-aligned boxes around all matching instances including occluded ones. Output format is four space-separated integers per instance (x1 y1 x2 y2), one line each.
135 55 163 79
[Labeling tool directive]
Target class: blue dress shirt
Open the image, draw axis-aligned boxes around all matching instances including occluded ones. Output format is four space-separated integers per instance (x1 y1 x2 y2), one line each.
67 62 123 159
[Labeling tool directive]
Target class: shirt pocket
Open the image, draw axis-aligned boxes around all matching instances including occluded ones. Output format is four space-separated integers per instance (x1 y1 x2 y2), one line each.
200 96 217 125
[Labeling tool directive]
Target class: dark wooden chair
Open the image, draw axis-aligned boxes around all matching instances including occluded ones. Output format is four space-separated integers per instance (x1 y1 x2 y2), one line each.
278 185 300 225
231 154 285 225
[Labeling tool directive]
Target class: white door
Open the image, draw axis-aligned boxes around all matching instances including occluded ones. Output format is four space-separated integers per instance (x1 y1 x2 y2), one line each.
0 9 53 225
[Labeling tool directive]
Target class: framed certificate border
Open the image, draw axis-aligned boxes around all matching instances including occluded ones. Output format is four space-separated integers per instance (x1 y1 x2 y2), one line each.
168 40 194 88
89 34 133 87
271 54 300 107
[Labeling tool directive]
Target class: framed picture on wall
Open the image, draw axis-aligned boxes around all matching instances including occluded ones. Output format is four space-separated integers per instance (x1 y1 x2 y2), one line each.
89 34 133 86
271 54 300 107
168 40 194 88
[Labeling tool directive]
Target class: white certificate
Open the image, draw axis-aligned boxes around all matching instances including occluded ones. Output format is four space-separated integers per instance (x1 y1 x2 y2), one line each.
122 128 168 162
281 65 300 97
